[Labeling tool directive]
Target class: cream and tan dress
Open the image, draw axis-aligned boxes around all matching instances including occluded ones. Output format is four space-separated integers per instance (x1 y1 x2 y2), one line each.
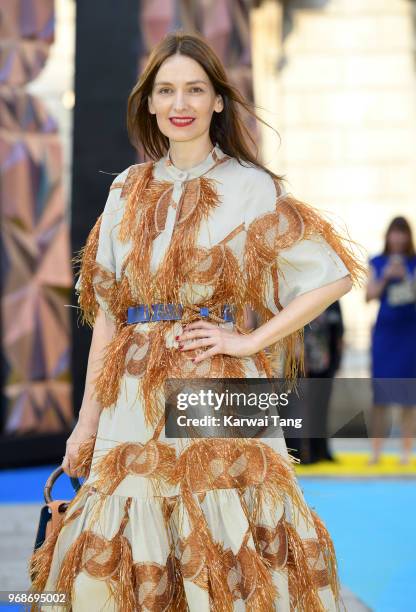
29 144 362 611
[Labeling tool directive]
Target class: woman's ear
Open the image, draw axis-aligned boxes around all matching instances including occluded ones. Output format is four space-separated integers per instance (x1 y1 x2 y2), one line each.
148 95 155 115
214 94 224 113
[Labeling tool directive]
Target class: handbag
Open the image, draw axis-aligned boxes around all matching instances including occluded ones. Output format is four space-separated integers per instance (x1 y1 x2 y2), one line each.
30 434 97 584
32 466 81 557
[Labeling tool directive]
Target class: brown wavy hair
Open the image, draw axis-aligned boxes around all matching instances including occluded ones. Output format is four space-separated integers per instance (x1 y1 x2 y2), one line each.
127 31 284 181
383 216 415 257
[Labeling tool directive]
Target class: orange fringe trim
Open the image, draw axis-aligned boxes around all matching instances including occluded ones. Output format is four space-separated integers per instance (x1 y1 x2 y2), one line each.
213 245 247 331
172 438 308 527
243 547 277 612
28 487 93 605
139 323 246 427
109 273 134 324
93 311 248 427
311 509 341 603
29 527 61 596
118 161 154 242
72 215 103 328
121 176 175 304
243 206 305 378
54 530 90 600
177 485 278 610
94 324 136 408
206 539 236 610
124 174 221 305
74 164 365 424
134 551 187 611
244 178 366 379
108 534 137 612
170 438 331 609
138 322 185 426
286 522 327 612
291 194 367 287
29 451 340 611
154 176 221 302
53 498 137 611
71 433 97 478
92 439 176 495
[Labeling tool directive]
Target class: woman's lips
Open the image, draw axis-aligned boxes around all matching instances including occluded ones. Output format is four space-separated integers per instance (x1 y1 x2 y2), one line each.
169 117 195 127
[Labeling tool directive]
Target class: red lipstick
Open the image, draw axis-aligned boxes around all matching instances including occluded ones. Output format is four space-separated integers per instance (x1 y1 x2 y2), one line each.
169 117 195 127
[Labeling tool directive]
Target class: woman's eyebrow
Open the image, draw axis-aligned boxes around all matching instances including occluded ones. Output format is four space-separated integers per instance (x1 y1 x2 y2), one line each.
154 80 207 86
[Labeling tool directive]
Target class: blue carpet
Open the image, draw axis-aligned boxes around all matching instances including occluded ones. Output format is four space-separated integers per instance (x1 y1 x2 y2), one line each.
299 478 416 612
0 467 414 611
0 465 80 504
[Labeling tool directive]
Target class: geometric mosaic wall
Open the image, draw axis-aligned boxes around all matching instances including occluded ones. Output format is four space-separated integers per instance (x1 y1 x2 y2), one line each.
1 0 259 438
251 0 416 374
0 0 73 434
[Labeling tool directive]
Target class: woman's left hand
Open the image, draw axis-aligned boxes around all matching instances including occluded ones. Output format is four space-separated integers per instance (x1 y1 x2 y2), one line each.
177 320 257 364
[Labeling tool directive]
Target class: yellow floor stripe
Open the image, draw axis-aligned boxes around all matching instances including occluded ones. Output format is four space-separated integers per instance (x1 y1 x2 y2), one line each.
294 452 416 477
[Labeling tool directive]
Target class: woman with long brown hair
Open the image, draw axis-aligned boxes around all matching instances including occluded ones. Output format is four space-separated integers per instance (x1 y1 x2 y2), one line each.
366 216 416 465
29 32 363 610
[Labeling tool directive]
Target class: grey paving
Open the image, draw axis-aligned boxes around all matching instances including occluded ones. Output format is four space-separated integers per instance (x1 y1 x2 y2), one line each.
0 503 41 591
340 586 373 611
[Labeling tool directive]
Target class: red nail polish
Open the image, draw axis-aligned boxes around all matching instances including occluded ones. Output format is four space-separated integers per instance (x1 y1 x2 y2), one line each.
191 358 195 362
175 335 179 340
179 345 183 350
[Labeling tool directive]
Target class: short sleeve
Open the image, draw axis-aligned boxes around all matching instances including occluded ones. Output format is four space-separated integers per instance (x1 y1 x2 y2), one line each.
244 175 364 317
74 175 125 326
276 234 350 308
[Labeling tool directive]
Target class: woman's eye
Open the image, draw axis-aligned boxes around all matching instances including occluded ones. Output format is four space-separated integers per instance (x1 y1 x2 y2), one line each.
156 87 203 94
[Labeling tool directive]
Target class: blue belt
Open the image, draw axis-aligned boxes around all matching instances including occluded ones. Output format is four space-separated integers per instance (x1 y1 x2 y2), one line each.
127 303 235 324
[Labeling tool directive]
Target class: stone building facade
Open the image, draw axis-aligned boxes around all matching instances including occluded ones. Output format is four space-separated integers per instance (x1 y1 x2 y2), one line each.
252 0 416 374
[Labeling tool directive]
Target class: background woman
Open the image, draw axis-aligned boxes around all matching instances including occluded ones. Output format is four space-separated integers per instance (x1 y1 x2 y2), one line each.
303 301 344 464
29 32 363 611
366 216 416 465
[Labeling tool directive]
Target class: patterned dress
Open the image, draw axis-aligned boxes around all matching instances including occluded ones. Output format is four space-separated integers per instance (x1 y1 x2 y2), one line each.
29 144 362 611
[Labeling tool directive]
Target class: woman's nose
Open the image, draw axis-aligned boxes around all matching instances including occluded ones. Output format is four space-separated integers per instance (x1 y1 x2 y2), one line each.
173 92 187 111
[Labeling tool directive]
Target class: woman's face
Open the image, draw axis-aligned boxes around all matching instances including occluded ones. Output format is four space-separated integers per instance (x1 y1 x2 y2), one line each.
387 229 410 254
148 54 223 145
